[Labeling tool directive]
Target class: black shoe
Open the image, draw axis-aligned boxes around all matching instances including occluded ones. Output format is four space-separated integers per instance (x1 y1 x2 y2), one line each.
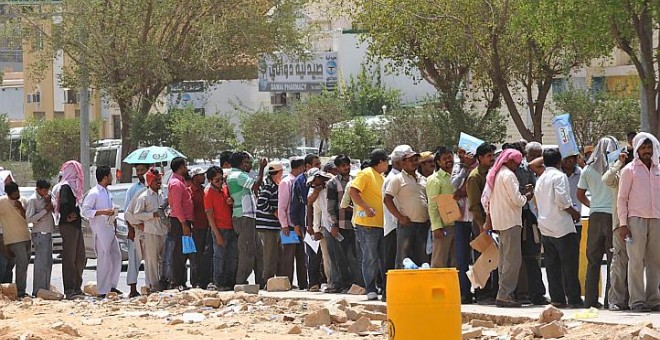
631 305 651 313
517 298 532 305
461 296 474 305
18 293 32 299
585 302 603 309
476 297 496 305
381 294 387 302
128 291 141 298
177 285 191 292
531 297 550 306
551 302 567 308
496 299 522 308
325 286 341 294
66 293 85 300
110 288 124 295
567 303 584 309
97 294 107 299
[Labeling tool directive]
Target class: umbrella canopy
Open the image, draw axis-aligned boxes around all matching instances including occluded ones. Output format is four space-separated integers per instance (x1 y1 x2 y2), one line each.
123 146 186 164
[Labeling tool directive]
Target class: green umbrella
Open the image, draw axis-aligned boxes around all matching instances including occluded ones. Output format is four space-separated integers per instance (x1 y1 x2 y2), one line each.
123 146 186 164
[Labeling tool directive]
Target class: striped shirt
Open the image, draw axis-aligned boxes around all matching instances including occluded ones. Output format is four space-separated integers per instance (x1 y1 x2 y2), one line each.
256 178 281 230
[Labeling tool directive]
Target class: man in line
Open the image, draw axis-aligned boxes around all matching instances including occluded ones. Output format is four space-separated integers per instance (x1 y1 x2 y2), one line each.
26 179 56 297
326 155 362 292
277 157 307 288
561 154 582 241
290 154 321 291
307 167 334 289
426 147 455 268
0 171 16 284
577 136 619 309
227 152 267 286
123 163 149 298
417 151 436 179
535 149 583 309
82 166 122 298
386 149 429 270
451 147 478 304
0 183 30 298
205 166 237 291
466 143 497 305
256 162 283 285
189 167 212 289
618 133 660 312
56 161 86 299
132 168 169 293
167 157 195 290
486 149 532 308
350 149 389 301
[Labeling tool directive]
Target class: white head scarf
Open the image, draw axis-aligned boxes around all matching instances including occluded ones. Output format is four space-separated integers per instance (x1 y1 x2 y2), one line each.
632 132 660 166
0 170 15 196
586 136 620 174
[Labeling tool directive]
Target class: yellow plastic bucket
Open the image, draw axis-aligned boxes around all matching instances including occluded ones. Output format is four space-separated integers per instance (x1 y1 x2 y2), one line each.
386 268 461 340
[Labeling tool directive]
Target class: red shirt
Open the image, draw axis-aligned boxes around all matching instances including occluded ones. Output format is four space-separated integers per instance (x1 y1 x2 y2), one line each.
189 184 209 229
167 173 194 222
204 185 233 229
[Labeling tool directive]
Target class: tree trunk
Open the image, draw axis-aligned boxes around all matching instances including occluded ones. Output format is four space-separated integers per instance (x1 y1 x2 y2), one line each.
119 101 135 183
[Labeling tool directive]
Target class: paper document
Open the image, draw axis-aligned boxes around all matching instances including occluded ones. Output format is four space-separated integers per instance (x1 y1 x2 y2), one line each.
468 232 499 289
432 194 461 225
458 132 485 155
280 231 300 245
303 233 320 254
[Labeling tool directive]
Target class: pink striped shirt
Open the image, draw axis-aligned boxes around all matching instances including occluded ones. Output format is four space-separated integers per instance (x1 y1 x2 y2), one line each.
617 159 660 226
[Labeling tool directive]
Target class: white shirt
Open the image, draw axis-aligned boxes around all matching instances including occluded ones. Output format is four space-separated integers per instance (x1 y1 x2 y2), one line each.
310 187 330 232
534 167 576 238
81 184 114 232
382 168 401 236
132 188 168 236
490 168 527 231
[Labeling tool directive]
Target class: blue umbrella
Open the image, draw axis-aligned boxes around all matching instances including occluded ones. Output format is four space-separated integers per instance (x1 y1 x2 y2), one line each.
123 146 186 164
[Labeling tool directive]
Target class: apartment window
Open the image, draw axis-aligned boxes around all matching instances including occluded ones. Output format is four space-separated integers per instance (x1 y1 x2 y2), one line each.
551 78 567 97
32 92 40 103
33 112 45 120
54 111 64 119
590 76 605 94
65 89 78 104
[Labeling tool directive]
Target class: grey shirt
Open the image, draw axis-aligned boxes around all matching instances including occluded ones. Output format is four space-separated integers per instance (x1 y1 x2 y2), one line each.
25 193 56 233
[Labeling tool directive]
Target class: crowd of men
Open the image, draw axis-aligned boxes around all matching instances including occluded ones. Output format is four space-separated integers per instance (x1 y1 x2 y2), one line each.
0 131 657 313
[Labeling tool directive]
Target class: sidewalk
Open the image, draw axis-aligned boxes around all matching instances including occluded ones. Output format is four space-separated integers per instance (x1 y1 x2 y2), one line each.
260 289 660 327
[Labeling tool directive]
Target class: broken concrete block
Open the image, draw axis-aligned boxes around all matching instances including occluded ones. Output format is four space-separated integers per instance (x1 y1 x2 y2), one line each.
345 308 360 321
347 317 373 334
234 284 259 295
539 305 564 324
329 308 348 324
462 327 482 339
359 311 387 321
36 289 64 301
49 285 62 294
51 322 80 337
639 327 660 340
347 284 366 295
287 325 302 334
539 321 565 339
168 318 183 326
83 282 98 297
469 319 494 328
106 292 119 301
266 276 291 292
202 298 222 308
0 283 17 301
303 308 332 327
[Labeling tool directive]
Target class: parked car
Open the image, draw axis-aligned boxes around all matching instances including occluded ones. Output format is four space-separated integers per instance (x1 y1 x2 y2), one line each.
81 183 132 261
20 187 63 255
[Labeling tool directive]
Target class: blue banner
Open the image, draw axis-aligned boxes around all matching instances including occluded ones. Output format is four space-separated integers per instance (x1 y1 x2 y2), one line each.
551 114 580 158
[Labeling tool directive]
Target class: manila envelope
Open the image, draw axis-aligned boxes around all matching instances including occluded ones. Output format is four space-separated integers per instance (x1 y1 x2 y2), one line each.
432 194 461 225
467 233 499 289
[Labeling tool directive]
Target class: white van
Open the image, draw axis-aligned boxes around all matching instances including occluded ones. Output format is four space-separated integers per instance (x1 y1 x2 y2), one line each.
90 139 125 187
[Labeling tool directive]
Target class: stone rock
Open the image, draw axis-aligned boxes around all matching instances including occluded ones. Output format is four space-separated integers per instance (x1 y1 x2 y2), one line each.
329 298 350 309
168 318 184 326
136 296 147 304
203 298 222 308
234 284 259 295
83 282 98 297
345 308 360 321
539 305 563 324
283 315 296 322
51 322 80 337
329 308 348 324
0 283 17 301
287 325 302 334
266 276 292 292
106 292 119 301
81 318 103 326
462 328 482 339
469 319 494 328
539 321 565 339
140 286 150 296
0 311 5 320
360 311 387 321
216 323 229 330
36 289 64 301
49 285 62 294
627 322 656 337
347 317 373 334
639 327 660 340
347 284 366 295
303 308 332 327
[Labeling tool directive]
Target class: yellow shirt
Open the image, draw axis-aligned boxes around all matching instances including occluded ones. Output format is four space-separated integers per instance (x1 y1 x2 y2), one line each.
0 196 30 245
351 167 385 227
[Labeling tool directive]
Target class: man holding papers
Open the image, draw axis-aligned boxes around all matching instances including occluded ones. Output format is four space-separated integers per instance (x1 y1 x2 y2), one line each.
425 147 457 268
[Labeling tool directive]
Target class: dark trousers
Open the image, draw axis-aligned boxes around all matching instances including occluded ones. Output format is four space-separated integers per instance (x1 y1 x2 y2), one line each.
585 212 613 307
542 232 582 305
211 228 238 288
381 229 396 296
277 238 308 289
0 234 15 283
520 210 546 302
169 218 192 287
395 221 429 269
327 228 361 289
233 216 258 285
306 241 323 287
191 228 213 288
258 229 280 282
455 221 475 298
60 223 86 296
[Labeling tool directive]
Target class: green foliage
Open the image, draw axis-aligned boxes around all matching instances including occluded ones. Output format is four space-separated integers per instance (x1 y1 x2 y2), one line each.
130 112 174 148
344 68 400 116
168 108 236 161
239 110 300 158
381 103 507 152
329 117 382 160
554 89 640 147
0 114 11 161
293 89 348 144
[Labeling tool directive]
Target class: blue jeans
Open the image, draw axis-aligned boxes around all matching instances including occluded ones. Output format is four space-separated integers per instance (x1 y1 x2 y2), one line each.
32 233 53 296
454 221 475 298
161 233 175 287
211 229 238 288
356 225 385 294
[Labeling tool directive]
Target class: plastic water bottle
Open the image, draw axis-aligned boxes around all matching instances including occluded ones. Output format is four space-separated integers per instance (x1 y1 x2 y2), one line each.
334 233 345 242
420 263 430 269
402 258 419 269
358 210 367 218
625 235 633 244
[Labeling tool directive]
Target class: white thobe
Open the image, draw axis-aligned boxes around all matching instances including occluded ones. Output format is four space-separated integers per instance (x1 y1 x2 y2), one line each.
133 188 168 288
82 184 121 295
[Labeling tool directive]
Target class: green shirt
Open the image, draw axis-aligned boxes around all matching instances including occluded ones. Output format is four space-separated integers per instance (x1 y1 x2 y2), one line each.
227 168 256 218
426 169 455 231
578 165 613 214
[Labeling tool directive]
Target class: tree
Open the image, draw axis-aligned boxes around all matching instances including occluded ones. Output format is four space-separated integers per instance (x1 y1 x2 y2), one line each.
168 108 236 161
239 110 300 158
293 89 348 151
329 117 381 160
554 89 640 147
344 67 400 116
0 114 11 161
13 0 305 181
129 112 173 148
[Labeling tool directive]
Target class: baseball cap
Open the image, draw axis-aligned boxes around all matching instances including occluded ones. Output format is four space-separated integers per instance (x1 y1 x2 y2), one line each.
419 151 433 162
267 161 283 173
390 145 414 160
189 167 205 177
306 167 332 185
